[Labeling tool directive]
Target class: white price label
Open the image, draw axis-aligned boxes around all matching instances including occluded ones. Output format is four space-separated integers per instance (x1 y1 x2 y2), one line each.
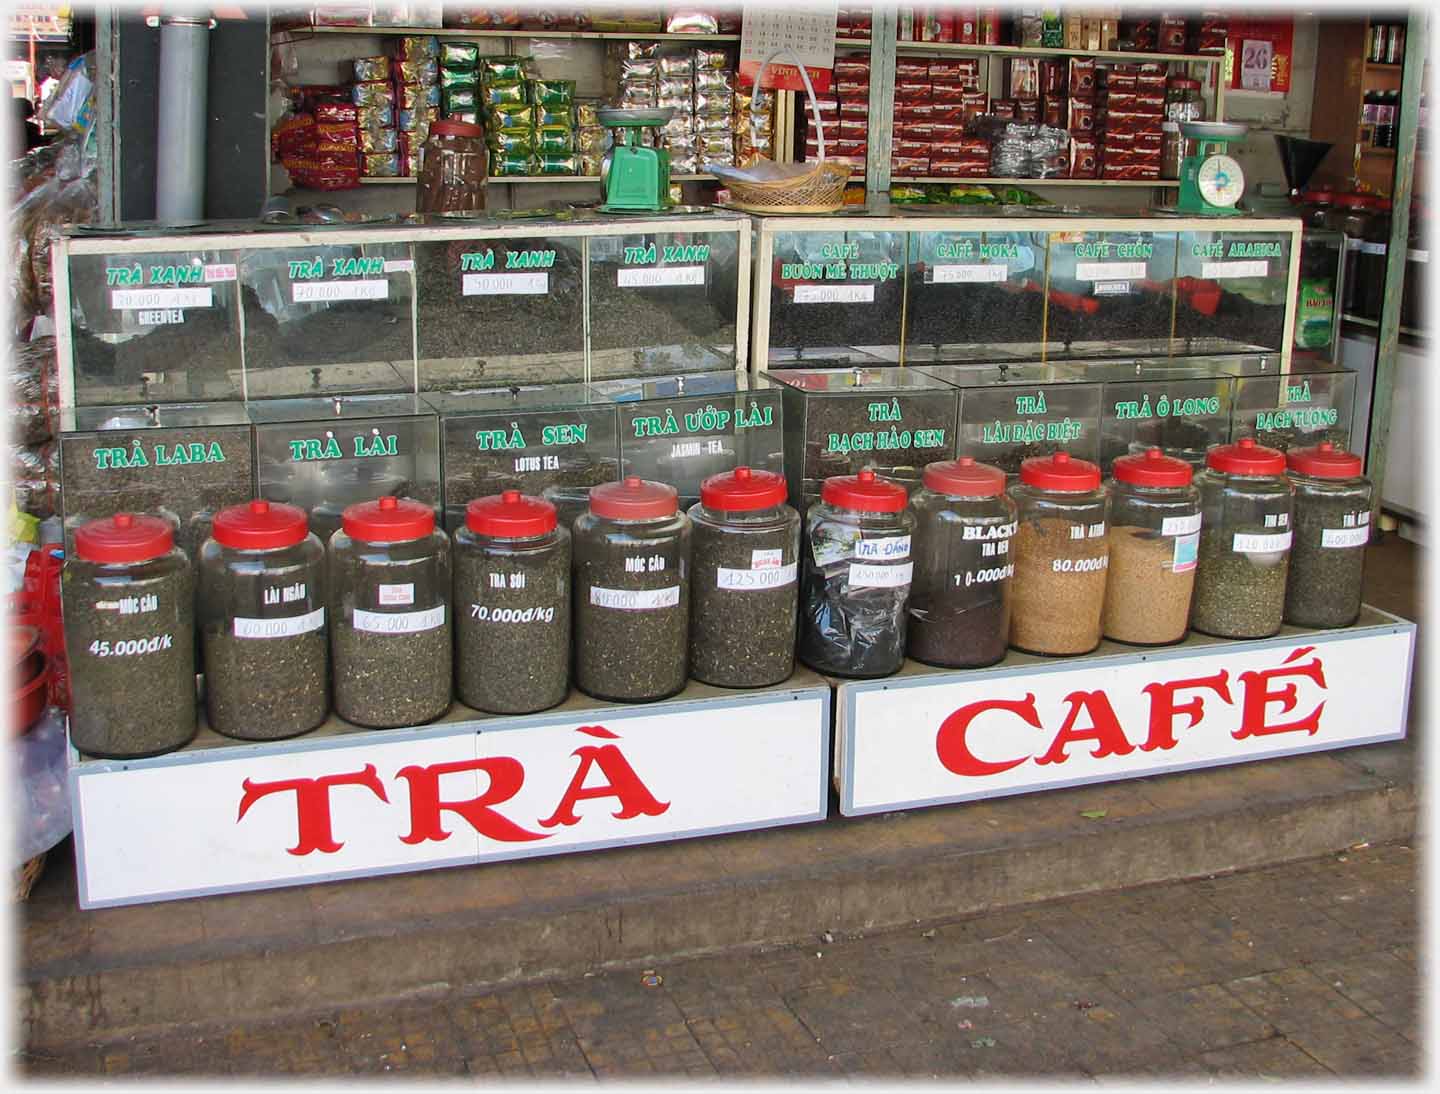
377 582 415 607
384 258 415 273
1201 261 1270 280
855 535 911 561
1161 513 1203 536
292 279 390 303
1233 531 1293 554
203 263 237 283
794 284 876 304
353 604 446 634
589 585 681 610
931 264 1007 284
111 287 213 310
233 607 325 640
1321 526 1370 549
848 561 914 589
1093 281 1132 296
1075 261 1148 281
717 562 798 590
617 266 705 288
463 272 549 296
1409 249 1430 264
1356 241 1387 256
752 548 785 569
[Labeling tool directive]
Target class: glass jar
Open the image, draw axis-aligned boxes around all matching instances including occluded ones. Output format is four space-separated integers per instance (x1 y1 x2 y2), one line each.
328 495 452 728
199 500 328 740
1007 452 1110 656
908 458 1017 669
798 469 915 679
542 483 596 531
1298 189 1336 230
1284 442 1372 628
573 477 691 702
417 119 488 214
1323 192 1371 238
1355 197 1391 321
62 513 196 758
453 490 571 714
1191 439 1294 638
687 467 801 689
1164 77 1205 123
1103 449 1202 646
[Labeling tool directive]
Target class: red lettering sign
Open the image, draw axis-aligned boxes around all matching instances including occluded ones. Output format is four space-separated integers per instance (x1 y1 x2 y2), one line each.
1234 647 1327 740
237 764 389 856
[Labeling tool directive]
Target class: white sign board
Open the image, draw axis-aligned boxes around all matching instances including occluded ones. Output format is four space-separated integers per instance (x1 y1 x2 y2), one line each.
72 688 830 907
835 616 1413 816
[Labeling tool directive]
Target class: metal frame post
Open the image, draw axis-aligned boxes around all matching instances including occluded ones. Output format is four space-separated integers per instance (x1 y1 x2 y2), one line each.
865 2 897 199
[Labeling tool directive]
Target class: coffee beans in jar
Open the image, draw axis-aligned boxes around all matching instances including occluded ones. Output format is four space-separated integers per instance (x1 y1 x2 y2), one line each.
1007 452 1110 656
329 496 453 728
798 469 916 679
199 500 329 739
573 477 691 702
1102 448 1202 646
1191 439 1293 639
908 458 1017 669
454 491 571 714
687 467 801 689
62 513 197 758
1284 442 1372 629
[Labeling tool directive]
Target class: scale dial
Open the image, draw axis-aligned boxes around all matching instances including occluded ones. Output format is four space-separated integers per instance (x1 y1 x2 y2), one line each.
1197 153 1245 208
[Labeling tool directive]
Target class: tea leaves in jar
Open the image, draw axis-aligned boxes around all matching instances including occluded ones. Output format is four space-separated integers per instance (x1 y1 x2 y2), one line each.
1283 443 1372 629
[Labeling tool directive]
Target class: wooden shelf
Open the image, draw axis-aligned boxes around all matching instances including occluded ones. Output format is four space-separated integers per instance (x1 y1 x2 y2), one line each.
839 37 1222 65
358 174 717 185
892 177 1179 187
274 24 739 42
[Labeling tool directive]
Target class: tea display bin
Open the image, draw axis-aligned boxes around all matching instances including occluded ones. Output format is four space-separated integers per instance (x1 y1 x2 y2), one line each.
1042 229 1177 360
1090 360 1236 472
1229 361 1357 454
249 394 441 544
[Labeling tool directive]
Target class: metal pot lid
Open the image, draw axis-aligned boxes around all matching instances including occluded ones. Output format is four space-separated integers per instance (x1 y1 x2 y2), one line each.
597 106 676 126
1179 120 1248 141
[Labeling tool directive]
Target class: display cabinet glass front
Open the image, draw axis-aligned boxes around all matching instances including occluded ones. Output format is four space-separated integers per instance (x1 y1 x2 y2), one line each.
587 229 740 378
1042 230 1177 360
250 394 440 543
425 383 619 531
58 402 254 561
1293 228 1342 364
765 230 906 363
415 235 585 390
594 372 782 508
1173 229 1293 355
1230 361 1356 453
1091 360 1234 471
64 250 243 406
239 243 417 398
904 230 1047 362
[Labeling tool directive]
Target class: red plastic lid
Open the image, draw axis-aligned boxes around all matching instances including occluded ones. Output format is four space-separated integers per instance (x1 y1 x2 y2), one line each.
1300 188 1334 203
74 512 174 564
341 495 435 543
1287 441 1364 479
820 468 908 513
1112 447 1193 488
1019 451 1101 492
1206 437 1286 476
922 457 1005 497
466 490 557 538
1168 77 1201 90
700 466 788 512
431 119 483 138
590 476 678 520
212 499 309 551
1335 193 1368 208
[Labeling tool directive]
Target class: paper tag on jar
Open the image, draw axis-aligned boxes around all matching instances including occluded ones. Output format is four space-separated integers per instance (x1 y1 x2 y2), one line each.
111 287 214 310
1233 531 1293 553
377 583 415 607
931 263 1007 284
353 604 446 634
848 561 914 588
617 266 705 288
292 279 390 303
855 535 911 561
1201 260 1269 279
589 585 681 610
1321 526 1370 549
1162 513 1202 536
463 272 549 295
752 548 785 569
717 563 798 590
1172 532 1199 573
1075 261 1147 281
233 607 325 640
794 284 875 304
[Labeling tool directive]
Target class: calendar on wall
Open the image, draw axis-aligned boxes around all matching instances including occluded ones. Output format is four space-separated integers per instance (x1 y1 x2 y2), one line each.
739 0 838 93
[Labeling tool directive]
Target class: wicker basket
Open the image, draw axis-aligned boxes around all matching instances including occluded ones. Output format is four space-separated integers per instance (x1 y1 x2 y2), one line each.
720 48 851 214
14 852 46 901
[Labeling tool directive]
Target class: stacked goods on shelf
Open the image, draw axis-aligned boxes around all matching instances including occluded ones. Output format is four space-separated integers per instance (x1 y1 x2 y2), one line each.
1068 58 1098 178
735 85 776 169
437 38 480 162
393 36 439 178
657 50 699 174
896 56 989 178
273 84 361 190
352 56 398 180
1095 61 1166 181
611 42 740 176
836 5 872 39
799 54 868 174
531 77 579 175
480 54 534 176
692 48 737 172
576 99 604 176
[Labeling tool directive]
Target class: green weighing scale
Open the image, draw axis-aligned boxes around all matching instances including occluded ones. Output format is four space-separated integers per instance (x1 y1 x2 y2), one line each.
598 107 676 213
1176 121 1249 216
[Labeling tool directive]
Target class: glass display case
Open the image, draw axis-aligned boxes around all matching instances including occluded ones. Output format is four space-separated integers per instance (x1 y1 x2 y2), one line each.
1229 359 1357 453
58 402 255 562
424 382 620 531
765 365 958 506
62 249 243 407
1173 228 1294 356
249 394 441 544
1088 359 1235 472
1042 229 1177 360
593 372 783 508
415 235 585 390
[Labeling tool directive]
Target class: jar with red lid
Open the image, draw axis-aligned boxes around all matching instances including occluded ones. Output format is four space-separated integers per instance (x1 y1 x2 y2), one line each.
907 457 1017 669
1007 452 1109 656
687 467 801 689
1191 438 1294 638
417 119 488 214
573 477 692 702
1284 442 1372 629
328 495 452 728
798 469 916 679
1102 448 1202 646
62 512 196 758
453 490 570 714
198 499 328 740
